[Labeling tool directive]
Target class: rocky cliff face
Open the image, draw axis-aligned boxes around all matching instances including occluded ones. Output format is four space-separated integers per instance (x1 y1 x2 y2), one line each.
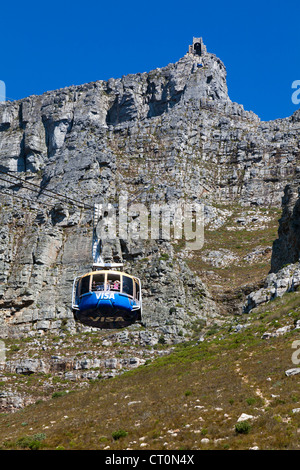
1 41 300 338
271 175 300 273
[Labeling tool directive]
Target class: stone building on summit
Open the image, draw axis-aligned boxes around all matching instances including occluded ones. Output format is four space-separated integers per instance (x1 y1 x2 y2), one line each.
188 37 207 56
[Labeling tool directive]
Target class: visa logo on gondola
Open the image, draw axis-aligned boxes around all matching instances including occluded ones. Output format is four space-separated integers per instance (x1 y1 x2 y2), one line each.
95 292 115 300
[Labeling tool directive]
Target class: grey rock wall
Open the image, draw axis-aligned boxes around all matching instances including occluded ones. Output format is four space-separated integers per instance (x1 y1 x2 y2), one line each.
271 176 300 273
0 44 300 337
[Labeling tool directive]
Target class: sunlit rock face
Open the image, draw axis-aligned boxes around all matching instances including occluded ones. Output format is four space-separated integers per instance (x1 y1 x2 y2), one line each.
0 40 300 338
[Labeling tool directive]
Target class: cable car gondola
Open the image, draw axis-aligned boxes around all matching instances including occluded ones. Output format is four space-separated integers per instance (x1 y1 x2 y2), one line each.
72 265 142 328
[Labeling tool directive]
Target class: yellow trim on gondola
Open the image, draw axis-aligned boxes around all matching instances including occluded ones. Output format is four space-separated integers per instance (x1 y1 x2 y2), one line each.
79 270 137 281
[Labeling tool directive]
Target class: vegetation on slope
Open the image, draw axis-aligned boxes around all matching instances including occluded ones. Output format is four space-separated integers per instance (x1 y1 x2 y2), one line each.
0 289 299 450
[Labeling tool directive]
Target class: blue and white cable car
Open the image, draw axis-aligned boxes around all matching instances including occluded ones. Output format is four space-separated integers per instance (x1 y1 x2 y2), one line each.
72 266 142 327
72 203 143 328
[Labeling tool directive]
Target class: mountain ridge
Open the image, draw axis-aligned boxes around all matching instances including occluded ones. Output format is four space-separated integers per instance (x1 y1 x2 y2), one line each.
0 38 299 342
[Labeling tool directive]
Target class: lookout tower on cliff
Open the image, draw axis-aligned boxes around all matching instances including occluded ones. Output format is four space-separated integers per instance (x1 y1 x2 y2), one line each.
189 37 206 56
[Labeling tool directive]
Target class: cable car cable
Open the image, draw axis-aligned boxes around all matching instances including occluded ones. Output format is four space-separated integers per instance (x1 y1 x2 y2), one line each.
0 187 55 209
0 169 93 210
0 175 88 211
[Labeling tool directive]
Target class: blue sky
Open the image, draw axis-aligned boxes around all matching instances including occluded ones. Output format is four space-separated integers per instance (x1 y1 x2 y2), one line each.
0 0 299 121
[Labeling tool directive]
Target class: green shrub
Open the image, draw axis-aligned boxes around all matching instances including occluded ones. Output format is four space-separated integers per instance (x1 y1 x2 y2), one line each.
112 430 128 441
52 391 67 399
16 433 46 450
158 335 166 345
246 397 256 406
235 421 251 434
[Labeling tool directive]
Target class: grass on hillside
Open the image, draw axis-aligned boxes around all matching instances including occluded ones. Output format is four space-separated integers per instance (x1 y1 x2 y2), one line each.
0 290 299 450
183 205 281 308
